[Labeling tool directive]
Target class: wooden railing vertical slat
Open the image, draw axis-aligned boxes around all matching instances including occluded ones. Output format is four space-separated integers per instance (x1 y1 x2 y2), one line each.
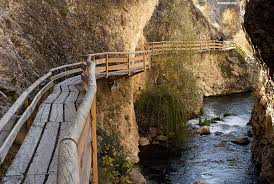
91 98 98 184
106 54 109 78
143 53 146 71
128 53 131 76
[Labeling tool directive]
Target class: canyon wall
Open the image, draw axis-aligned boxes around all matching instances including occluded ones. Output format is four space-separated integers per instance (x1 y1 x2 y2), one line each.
244 0 274 183
0 0 158 116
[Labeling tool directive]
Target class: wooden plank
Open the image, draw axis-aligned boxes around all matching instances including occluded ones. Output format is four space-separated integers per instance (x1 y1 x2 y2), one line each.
95 58 106 65
5 125 45 176
54 91 69 104
26 122 60 182
64 103 77 122
1 175 23 184
23 174 46 184
132 55 144 62
61 85 70 92
95 66 106 73
65 91 79 104
108 64 128 71
32 103 51 126
45 174 57 184
44 122 71 184
44 91 61 104
50 104 63 122
68 85 79 92
108 58 128 63
50 62 82 72
132 62 144 69
91 99 98 184
51 68 82 81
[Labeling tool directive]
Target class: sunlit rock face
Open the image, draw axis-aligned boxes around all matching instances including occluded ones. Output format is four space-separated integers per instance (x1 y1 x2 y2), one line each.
244 0 274 183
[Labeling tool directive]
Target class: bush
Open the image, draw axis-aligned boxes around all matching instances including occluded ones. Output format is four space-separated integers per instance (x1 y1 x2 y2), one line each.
99 130 133 184
135 86 188 143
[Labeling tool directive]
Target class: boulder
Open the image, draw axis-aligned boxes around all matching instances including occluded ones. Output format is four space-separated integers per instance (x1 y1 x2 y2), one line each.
196 126 210 135
139 137 150 146
129 169 147 184
231 137 250 145
193 180 208 184
214 131 223 136
148 127 158 138
156 135 168 141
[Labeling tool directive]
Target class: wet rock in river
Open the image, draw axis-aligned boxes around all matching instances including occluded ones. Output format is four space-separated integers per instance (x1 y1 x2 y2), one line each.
214 131 223 136
129 169 147 184
148 127 158 139
196 126 210 135
193 180 208 184
139 137 150 146
231 137 250 145
156 135 168 141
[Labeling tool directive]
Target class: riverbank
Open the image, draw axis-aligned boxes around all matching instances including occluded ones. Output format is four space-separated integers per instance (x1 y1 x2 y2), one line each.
139 92 261 184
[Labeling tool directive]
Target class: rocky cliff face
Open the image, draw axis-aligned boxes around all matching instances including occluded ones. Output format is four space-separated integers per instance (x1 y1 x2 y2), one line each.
189 50 255 97
250 67 274 183
244 0 274 183
144 0 217 42
0 0 158 116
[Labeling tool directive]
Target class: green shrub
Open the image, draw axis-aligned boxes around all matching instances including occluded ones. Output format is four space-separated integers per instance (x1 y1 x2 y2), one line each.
135 86 188 143
199 118 210 126
99 130 133 184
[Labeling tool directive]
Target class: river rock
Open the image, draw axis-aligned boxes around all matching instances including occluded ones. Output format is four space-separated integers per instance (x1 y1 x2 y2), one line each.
196 126 210 135
156 135 168 141
139 137 150 146
148 127 158 138
231 137 250 145
129 169 147 184
193 180 208 184
214 131 223 136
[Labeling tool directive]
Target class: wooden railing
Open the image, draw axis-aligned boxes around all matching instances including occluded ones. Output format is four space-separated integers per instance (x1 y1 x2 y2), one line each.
0 40 243 184
0 63 83 164
146 40 235 54
57 51 151 184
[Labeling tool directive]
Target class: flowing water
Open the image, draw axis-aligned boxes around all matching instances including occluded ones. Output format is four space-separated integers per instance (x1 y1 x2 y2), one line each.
139 92 260 184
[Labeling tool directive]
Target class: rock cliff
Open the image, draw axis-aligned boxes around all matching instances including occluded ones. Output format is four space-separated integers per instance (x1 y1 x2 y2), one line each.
244 0 274 183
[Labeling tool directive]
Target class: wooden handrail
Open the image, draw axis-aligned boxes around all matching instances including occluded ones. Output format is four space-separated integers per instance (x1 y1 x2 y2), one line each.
0 63 82 163
58 59 97 184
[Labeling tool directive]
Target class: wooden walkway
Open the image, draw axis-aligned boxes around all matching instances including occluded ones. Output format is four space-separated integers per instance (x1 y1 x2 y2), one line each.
0 40 245 184
2 76 84 184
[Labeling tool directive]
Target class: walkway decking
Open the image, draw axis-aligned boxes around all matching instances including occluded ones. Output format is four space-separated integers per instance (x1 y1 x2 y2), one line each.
2 76 84 184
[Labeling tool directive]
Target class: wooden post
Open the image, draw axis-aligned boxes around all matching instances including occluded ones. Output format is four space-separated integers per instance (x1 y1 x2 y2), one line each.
128 53 131 76
81 61 88 90
24 97 32 129
106 54 109 78
91 98 98 184
143 53 146 71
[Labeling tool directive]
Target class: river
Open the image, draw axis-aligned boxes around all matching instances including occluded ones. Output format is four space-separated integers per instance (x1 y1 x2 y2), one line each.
139 92 261 184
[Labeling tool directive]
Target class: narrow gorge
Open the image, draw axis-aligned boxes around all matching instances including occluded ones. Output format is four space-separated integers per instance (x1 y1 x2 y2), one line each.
0 0 273 184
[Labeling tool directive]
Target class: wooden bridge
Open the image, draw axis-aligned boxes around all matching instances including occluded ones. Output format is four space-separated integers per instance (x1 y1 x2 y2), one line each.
0 40 239 184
